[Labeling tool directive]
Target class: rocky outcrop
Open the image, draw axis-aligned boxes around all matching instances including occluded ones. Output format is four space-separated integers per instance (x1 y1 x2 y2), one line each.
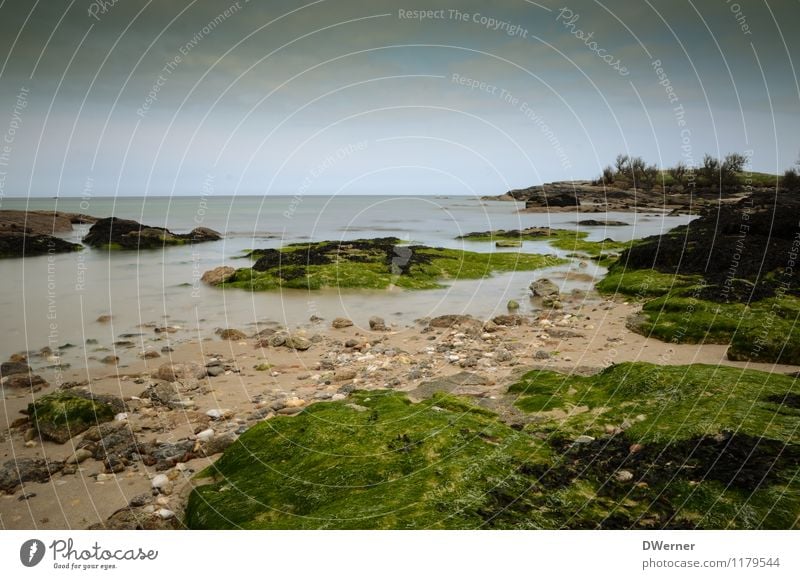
82 217 221 250
0 210 91 258
0 458 64 494
28 390 117 443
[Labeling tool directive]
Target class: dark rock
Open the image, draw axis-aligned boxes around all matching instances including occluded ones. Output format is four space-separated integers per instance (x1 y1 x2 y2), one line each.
82 217 221 250
0 232 82 258
0 361 31 376
2 373 49 391
216 328 247 341
369 316 388 331
0 459 64 494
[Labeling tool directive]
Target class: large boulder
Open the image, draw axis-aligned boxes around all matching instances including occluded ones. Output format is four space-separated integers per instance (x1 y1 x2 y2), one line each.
28 390 117 444
83 217 221 250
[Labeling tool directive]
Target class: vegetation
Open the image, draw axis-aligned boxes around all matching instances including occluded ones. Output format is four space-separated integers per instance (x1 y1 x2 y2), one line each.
186 363 800 529
459 228 632 259
28 391 116 444
594 152 788 194
219 238 566 291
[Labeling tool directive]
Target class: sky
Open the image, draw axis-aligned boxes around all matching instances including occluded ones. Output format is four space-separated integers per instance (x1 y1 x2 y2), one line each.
0 0 798 197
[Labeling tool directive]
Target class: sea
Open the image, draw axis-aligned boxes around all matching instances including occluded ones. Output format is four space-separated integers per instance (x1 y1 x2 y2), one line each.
0 195 693 366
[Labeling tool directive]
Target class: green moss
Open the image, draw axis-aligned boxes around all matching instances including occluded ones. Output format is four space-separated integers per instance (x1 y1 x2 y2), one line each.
510 362 799 443
186 364 800 529
186 390 550 529
596 268 702 297
224 241 566 291
458 228 631 258
28 391 116 443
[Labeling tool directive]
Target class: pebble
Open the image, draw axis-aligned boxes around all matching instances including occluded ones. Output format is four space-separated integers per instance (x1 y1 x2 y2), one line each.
615 470 634 482
196 428 215 442
574 435 595 444
157 509 175 520
151 474 170 489
206 408 233 420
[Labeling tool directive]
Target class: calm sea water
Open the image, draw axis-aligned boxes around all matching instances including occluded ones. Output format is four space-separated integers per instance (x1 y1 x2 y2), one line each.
0 195 693 366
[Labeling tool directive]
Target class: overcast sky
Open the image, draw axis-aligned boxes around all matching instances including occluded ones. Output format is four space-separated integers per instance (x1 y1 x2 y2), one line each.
0 0 798 197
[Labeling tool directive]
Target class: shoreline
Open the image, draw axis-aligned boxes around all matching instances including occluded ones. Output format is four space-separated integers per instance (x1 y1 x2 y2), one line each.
2 291 796 529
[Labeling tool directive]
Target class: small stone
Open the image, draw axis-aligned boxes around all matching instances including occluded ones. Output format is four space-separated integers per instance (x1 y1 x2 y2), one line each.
507 300 520 311
151 474 170 489
196 428 214 442
333 368 357 382
615 470 634 482
574 435 595 444
369 316 387 331
206 408 233 420
217 328 247 341
100 355 119 365
96 315 112 323
331 317 354 329
157 508 175 520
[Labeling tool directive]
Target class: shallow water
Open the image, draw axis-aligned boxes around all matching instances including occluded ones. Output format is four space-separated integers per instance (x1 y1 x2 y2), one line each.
0 195 693 365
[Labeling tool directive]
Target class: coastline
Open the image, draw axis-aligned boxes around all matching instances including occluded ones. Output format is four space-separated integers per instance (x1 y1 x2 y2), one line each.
2 290 796 529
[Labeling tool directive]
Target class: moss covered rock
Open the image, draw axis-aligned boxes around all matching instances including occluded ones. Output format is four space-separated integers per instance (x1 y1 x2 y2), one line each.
186 363 799 529
209 237 565 291
28 391 116 444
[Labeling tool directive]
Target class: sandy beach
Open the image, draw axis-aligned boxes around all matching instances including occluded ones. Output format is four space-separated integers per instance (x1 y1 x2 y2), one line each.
2 287 795 530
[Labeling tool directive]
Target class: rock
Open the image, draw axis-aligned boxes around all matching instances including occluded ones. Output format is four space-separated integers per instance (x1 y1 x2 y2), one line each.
530 278 560 298
268 332 311 351
87 423 139 462
143 381 187 409
369 316 388 331
409 372 490 400
66 448 93 464
1 373 49 391
157 508 176 520
139 350 161 359
206 365 225 377
96 315 112 323
28 391 116 444
428 314 476 328
196 428 215 442
574 435 596 444
199 433 237 457
578 219 629 226
154 326 180 334
482 320 500 333
542 297 563 309
334 368 357 382
100 355 119 365
0 231 83 258
155 361 206 382
615 470 634 482
0 361 31 376
88 507 180 530
534 350 551 360
206 408 233 420
83 217 221 250
151 474 170 489
0 459 64 494
188 227 222 242
217 328 247 341
492 314 525 326
506 300 520 311
523 188 579 209
331 317 354 329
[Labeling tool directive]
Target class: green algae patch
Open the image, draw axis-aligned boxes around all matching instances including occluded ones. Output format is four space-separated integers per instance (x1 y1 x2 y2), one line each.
506 362 800 529
597 264 800 364
219 237 565 291
28 391 116 444
186 364 800 529
458 227 632 259
186 390 550 529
